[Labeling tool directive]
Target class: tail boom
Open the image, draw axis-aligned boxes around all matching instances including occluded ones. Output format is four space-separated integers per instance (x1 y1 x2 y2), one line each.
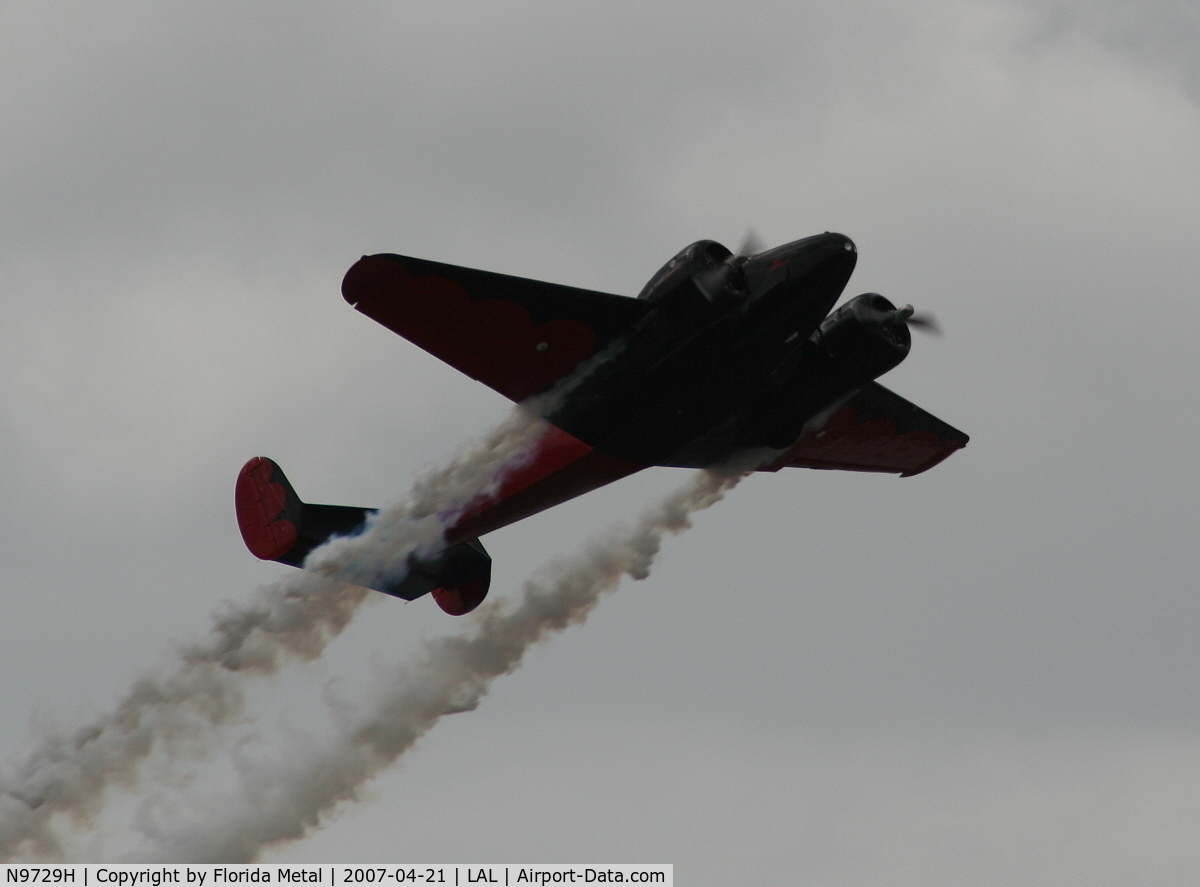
235 457 492 614
236 425 646 615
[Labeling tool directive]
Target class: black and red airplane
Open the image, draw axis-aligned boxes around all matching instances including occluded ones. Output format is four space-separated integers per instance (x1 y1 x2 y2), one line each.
236 233 968 614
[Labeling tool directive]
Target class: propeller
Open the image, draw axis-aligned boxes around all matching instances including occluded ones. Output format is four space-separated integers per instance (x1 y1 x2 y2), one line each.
733 227 766 260
694 228 766 301
892 303 942 335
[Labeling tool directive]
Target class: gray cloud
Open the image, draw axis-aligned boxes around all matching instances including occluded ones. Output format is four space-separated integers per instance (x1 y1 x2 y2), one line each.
2 0 1199 880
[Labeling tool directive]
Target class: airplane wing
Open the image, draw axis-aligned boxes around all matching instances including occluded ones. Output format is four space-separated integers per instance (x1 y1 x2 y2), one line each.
764 382 968 477
342 254 649 403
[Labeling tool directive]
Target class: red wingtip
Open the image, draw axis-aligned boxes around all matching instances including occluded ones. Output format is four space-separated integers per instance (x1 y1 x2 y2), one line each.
235 457 299 561
431 579 490 616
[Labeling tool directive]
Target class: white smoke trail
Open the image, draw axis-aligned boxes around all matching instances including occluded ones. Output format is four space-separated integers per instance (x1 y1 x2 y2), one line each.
0 405 550 861
309 404 554 587
133 467 745 863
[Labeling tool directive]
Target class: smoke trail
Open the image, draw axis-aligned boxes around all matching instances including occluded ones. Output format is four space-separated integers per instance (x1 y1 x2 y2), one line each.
0 406 550 861
134 467 744 863
309 404 555 587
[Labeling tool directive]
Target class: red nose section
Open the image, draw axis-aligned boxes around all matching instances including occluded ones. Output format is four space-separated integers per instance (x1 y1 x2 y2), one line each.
431 579 490 616
235 457 299 561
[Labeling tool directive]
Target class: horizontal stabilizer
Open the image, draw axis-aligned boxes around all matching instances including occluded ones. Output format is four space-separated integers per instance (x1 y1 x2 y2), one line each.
235 457 492 613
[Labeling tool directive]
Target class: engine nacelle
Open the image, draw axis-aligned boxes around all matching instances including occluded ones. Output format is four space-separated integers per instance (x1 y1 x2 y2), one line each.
813 292 911 376
726 293 914 451
636 240 732 303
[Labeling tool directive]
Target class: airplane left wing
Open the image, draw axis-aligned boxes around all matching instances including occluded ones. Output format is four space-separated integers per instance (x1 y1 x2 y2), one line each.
343 254 648 403
765 382 968 477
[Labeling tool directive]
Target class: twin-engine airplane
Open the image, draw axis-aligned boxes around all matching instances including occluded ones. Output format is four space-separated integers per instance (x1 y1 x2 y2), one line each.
236 233 968 615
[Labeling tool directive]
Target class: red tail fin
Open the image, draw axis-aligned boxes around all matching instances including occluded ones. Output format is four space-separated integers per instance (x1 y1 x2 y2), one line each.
235 457 302 562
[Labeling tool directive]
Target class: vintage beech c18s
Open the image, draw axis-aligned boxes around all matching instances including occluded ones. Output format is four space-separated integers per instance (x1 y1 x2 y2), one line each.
236 233 968 615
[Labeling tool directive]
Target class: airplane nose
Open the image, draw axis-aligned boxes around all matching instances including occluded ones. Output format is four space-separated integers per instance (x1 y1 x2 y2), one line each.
817 232 857 275
743 232 857 290
782 232 858 303
797 232 857 278
822 232 855 257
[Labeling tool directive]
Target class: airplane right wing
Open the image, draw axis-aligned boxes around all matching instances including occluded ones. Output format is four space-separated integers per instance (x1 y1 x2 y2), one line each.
765 382 969 477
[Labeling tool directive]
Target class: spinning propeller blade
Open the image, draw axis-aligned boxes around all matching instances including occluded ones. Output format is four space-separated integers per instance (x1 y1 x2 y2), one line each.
893 304 942 335
694 227 765 301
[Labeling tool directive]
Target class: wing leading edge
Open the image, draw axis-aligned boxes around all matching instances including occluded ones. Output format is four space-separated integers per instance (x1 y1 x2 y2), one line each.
342 253 648 403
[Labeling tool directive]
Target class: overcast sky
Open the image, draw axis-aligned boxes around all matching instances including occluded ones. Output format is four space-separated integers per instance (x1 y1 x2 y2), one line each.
2 0 1200 880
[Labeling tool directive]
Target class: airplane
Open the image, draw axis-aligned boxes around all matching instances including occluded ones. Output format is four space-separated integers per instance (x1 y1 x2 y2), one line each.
235 232 968 615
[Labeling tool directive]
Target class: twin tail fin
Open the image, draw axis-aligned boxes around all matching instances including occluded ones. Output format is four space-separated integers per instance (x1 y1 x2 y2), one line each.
235 457 491 615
